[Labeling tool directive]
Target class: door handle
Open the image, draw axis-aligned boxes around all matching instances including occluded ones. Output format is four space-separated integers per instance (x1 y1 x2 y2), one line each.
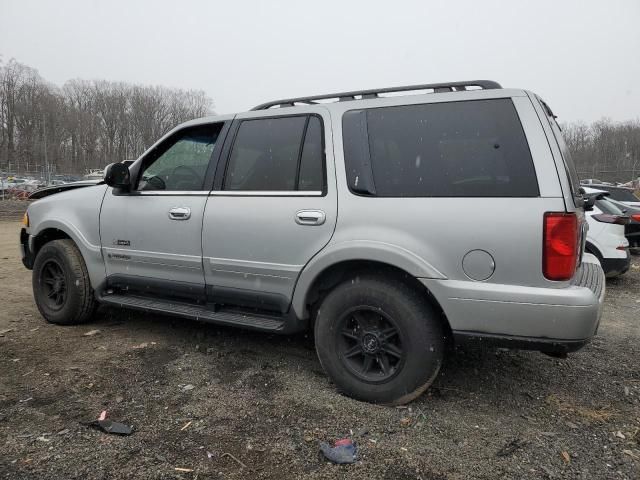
295 209 326 226
168 206 191 220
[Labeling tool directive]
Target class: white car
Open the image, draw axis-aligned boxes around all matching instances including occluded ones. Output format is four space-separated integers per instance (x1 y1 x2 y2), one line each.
586 184 640 208
583 187 630 277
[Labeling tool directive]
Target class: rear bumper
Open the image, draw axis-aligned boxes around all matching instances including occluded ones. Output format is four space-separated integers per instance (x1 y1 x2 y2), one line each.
626 229 640 248
601 251 630 277
453 331 589 354
421 254 605 352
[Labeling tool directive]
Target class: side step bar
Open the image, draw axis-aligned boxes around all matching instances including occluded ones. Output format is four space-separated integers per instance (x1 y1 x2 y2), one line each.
98 293 303 333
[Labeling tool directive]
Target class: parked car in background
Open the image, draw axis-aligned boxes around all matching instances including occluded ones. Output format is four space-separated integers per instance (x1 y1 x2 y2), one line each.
585 184 640 208
21 80 606 404
581 178 608 186
84 169 105 181
582 187 630 277
605 198 640 252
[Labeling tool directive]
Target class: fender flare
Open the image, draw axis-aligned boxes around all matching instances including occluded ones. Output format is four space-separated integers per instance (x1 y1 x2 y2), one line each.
291 240 446 318
31 219 105 288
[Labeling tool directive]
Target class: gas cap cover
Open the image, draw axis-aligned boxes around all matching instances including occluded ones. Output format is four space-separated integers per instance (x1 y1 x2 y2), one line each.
462 249 495 281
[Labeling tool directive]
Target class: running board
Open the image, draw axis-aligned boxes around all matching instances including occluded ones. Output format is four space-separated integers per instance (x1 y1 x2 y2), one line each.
98 293 299 333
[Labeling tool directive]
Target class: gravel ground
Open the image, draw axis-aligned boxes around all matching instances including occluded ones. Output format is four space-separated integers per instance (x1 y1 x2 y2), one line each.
0 219 639 480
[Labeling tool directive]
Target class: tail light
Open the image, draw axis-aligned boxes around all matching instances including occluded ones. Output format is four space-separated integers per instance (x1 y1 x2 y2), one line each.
632 214 640 222
592 213 630 225
543 212 578 281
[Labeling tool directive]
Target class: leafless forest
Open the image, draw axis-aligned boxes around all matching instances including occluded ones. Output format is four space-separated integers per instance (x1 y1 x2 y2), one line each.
0 58 212 176
563 120 640 182
1 57 639 181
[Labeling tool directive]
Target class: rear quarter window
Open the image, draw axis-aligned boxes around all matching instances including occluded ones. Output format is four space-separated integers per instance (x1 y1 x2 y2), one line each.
342 99 539 197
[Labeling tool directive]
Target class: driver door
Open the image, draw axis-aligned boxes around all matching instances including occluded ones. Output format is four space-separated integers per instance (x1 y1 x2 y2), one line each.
100 121 228 298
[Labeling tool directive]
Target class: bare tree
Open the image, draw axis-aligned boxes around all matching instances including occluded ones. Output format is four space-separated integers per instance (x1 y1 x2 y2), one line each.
563 118 640 183
0 57 214 176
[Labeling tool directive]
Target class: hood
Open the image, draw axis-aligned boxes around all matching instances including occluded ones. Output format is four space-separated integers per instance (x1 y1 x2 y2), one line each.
29 180 103 199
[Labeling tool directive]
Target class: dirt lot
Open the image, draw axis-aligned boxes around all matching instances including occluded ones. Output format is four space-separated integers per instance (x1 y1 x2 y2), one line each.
1 219 639 480
0 200 30 221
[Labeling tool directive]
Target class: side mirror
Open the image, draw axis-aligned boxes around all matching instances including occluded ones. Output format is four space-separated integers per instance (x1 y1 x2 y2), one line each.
583 194 597 212
104 163 131 189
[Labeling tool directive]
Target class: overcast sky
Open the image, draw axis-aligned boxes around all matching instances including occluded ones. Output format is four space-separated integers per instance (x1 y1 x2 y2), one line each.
1 0 638 123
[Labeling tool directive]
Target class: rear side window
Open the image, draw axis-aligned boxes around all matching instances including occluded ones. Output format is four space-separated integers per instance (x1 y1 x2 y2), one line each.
343 99 539 197
224 115 325 192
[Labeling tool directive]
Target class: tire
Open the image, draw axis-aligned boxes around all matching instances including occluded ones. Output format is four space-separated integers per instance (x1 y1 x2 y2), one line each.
314 276 444 405
32 239 96 325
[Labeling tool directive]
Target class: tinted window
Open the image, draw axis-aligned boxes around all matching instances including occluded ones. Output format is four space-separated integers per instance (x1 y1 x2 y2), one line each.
602 187 640 203
595 198 625 215
608 198 640 214
298 116 324 191
343 99 539 197
138 123 222 191
224 117 307 191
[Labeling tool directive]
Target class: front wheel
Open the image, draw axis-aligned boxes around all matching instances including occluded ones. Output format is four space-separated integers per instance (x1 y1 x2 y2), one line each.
32 239 96 325
314 276 444 405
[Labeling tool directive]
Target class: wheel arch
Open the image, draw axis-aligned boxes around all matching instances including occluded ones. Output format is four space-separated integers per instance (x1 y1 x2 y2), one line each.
30 220 105 288
293 256 451 339
32 227 72 258
584 240 603 261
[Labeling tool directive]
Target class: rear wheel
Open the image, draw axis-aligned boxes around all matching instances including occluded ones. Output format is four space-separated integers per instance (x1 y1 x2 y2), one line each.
32 239 96 325
314 276 444 405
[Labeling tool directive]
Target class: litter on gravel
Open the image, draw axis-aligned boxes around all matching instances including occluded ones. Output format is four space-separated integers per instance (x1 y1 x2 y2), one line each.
83 330 100 337
319 438 357 464
88 410 133 436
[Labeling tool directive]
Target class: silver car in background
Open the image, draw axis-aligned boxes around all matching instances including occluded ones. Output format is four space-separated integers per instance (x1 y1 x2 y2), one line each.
20 80 605 404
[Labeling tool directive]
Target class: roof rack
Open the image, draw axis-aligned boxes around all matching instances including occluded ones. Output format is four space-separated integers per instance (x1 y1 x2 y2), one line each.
251 80 502 110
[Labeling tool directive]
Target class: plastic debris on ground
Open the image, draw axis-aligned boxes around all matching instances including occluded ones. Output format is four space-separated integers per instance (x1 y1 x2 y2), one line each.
88 410 133 436
319 438 357 464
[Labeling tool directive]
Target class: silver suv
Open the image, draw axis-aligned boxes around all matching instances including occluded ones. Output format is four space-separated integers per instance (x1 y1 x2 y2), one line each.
20 80 605 404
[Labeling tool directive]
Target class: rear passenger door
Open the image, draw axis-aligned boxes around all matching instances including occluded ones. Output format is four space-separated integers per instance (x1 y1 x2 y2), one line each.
202 109 336 312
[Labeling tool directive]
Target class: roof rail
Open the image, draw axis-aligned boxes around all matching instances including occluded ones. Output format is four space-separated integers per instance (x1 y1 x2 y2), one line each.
251 80 502 110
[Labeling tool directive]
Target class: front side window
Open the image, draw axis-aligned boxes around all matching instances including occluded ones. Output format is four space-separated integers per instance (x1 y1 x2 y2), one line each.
343 99 539 197
138 123 222 191
224 115 325 192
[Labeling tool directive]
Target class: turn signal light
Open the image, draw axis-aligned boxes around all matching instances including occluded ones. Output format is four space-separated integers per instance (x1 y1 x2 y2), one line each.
543 212 578 281
22 212 29 227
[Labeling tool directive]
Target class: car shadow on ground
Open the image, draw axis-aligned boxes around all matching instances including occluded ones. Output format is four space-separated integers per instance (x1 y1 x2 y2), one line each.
89 304 582 408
